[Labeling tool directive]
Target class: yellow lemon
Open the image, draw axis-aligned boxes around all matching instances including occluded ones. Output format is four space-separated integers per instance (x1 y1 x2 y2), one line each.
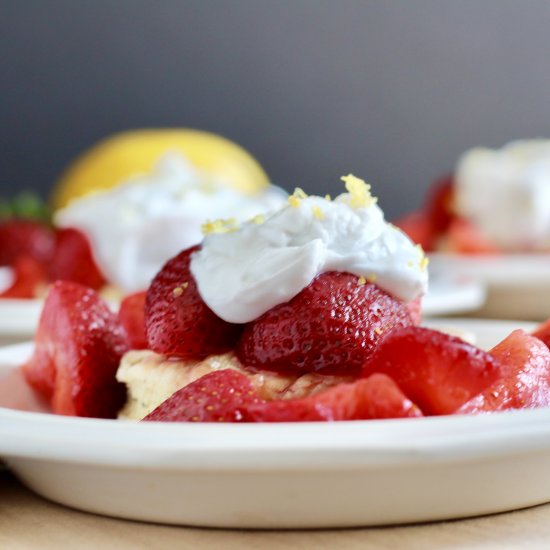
51 128 270 210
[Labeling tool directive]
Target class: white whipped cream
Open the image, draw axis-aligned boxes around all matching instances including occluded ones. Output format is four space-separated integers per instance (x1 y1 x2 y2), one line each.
55 153 286 292
455 139 550 249
191 180 429 323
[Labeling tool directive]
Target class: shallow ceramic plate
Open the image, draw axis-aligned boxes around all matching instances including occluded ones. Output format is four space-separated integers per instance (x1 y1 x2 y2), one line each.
422 276 486 317
2 319 550 529
0 296 120 345
0 299 43 344
429 253 550 320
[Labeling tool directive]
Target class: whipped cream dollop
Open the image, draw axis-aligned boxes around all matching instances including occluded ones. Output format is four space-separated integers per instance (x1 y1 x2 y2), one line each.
455 139 550 250
191 176 429 323
55 153 286 292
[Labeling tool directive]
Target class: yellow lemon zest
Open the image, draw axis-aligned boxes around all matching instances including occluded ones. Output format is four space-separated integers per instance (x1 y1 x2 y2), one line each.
250 214 265 225
312 205 325 220
420 256 430 272
201 217 239 235
340 174 377 209
288 187 308 208
367 273 378 283
325 194 332 201
357 276 367 285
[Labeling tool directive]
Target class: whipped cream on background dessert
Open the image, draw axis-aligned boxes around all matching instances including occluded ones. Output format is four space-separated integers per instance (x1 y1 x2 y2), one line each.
55 153 286 292
455 139 550 250
191 175 428 323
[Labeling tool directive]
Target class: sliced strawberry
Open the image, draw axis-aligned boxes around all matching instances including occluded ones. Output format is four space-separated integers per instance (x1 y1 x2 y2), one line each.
118 291 147 349
247 373 422 422
532 319 550 350
425 174 456 235
406 296 422 325
145 246 243 360
445 218 499 254
0 256 47 298
237 272 413 376
458 330 550 413
49 227 106 289
22 281 129 418
143 369 262 422
362 326 501 415
0 219 55 266
393 211 435 251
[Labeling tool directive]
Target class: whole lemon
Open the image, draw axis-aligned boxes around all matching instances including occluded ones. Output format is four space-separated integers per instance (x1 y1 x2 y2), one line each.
52 129 270 209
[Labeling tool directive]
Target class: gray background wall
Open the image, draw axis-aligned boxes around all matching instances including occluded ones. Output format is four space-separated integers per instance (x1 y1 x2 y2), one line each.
2 0 550 218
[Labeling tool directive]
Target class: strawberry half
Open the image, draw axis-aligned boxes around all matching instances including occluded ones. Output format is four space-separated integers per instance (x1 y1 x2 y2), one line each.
531 318 550 350
143 369 262 422
362 326 501 415
458 330 550 413
236 272 413 376
0 256 47 299
145 246 243 359
118 291 147 350
49 227 106 289
0 219 55 266
247 373 422 422
22 281 129 418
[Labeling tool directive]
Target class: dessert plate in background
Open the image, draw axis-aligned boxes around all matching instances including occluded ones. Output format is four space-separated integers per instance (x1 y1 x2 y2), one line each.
422 275 486 317
0 299 43 345
2 318 550 529
429 253 550 320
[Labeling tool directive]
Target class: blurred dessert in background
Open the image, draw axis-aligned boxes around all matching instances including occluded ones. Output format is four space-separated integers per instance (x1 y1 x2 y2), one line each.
396 139 550 320
0 129 286 299
396 139 550 254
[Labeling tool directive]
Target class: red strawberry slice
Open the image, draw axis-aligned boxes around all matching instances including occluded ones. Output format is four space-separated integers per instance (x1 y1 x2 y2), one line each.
118 291 147 349
143 369 262 422
406 296 422 325
0 256 47 299
49 227 106 289
22 281 129 418
145 246 243 359
247 373 422 422
458 330 550 413
445 218 499 254
362 326 501 415
532 319 550 350
425 174 456 235
236 272 413 376
393 211 435 251
0 219 55 266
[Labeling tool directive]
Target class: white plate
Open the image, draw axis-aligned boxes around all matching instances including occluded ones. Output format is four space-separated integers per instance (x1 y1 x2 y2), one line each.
422 276 486 317
1 319 549 529
0 299 43 343
429 253 550 320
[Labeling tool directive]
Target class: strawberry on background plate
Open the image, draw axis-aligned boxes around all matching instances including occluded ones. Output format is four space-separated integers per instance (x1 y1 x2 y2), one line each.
145 246 243 360
142 369 421 423
0 256 47 299
0 219 55 267
22 280 129 418
118 291 147 350
237 272 413 376
49 227 106 290
362 326 501 415
458 330 550 414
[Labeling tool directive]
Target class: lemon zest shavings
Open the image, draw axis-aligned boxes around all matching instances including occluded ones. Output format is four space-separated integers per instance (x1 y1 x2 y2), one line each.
201 217 239 235
288 187 308 208
357 276 367 286
340 174 377 209
250 214 265 225
312 205 325 220
367 273 377 283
